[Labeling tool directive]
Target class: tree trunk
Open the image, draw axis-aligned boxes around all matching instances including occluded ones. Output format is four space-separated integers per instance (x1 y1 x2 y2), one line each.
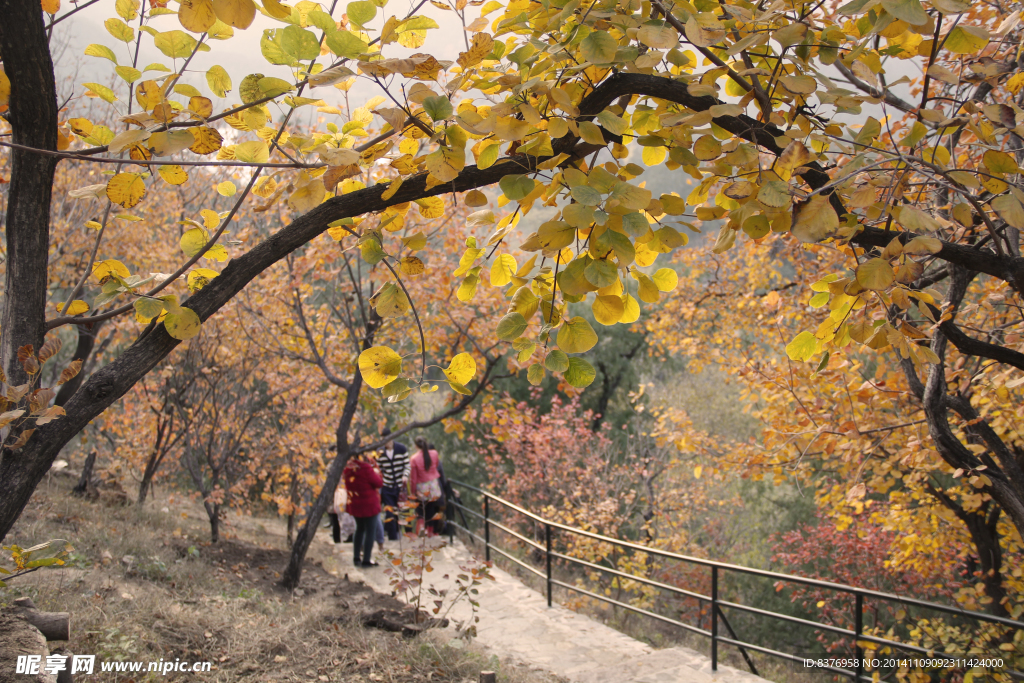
280 430 356 589
963 506 1009 618
9 598 71 641
281 375 367 589
72 451 96 497
205 501 220 543
137 448 163 506
0 0 59 388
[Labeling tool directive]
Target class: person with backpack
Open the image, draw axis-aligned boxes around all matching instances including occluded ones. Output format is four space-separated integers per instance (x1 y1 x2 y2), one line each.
343 452 383 567
409 437 445 536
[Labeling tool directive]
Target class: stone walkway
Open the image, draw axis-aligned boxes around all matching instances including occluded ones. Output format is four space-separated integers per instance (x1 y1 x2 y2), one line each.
335 536 771 683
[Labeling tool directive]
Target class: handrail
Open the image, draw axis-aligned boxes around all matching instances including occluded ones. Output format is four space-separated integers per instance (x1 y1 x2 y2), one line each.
451 479 1024 629
449 479 1024 682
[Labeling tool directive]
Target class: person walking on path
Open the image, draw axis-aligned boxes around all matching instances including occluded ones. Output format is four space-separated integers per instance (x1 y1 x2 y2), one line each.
377 427 410 541
409 437 445 536
343 452 383 567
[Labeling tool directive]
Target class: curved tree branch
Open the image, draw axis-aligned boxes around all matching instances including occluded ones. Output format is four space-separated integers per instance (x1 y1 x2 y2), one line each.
8 70 1024 541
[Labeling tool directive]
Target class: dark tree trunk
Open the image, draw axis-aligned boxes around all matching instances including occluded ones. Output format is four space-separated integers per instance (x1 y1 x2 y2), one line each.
280 373 364 590
963 506 1009 618
205 501 220 543
71 451 96 497
0 0 58 387
137 444 166 506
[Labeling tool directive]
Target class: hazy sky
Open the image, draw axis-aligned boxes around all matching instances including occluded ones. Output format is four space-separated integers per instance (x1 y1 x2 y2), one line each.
53 0 481 121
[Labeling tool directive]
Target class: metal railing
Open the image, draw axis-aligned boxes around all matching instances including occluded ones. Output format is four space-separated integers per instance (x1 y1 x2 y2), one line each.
448 479 1024 681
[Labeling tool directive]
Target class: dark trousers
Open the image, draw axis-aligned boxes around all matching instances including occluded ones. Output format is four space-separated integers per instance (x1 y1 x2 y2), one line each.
353 515 377 564
381 485 402 540
328 513 341 544
420 499 443 535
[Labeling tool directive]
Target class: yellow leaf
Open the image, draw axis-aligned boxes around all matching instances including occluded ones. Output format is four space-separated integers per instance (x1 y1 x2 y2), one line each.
56 300 90 315
188 126 223 154
158 164 189 185
187 267 219 292
785 331 817 361
635 272 660 303
41 0 60 12
444 352 476 385
106 173 147 209
490 253 517 286
164 307 202 340
381 178 403 200
263 0 291 18
592 295 624 326
200 208 221 229
358 346 403 388
179 0 217 32
211 0 256 28
856 258 895 290
217 181 236 196
652 268 678 292
235 140 270 163
619 294 640 323
556 316 598 353
402 232 427 251
92 259 131 283
791 194 838 243
415 196 445 218
147 130 197 156
465 189 487 207
494 116 533 141
399 256 424 275
457 32 494 69
642 145 667 166
288 177 326 213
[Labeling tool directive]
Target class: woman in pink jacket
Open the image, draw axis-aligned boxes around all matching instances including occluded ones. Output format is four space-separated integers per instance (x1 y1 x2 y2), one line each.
343 452 383 567
409 436 444 536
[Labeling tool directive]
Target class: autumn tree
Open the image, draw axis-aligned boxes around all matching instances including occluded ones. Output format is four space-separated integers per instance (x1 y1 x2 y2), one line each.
6 0 1024 567
236 200 511 587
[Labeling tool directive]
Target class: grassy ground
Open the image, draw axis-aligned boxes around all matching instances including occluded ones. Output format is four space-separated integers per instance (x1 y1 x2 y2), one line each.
2 473 563 683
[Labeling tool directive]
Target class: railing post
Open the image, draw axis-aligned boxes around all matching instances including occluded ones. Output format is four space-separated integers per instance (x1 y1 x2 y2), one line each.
483 495 491 562
711 565 719 672
545 523 552 607
854 592 863 682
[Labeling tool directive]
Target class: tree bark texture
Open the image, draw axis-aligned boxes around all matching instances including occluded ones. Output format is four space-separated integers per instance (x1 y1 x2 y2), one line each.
0 0 59 386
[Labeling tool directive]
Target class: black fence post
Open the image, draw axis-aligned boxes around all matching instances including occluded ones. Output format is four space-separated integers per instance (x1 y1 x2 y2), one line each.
855 592 864 682
711 565 719 672
483 495 490 562
545 523 552 607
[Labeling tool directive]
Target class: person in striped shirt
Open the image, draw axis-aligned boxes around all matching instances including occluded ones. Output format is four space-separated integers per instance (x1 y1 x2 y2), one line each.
377 427 409 541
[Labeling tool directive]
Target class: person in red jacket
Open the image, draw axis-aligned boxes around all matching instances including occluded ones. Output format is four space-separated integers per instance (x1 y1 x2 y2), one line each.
343 452 383 567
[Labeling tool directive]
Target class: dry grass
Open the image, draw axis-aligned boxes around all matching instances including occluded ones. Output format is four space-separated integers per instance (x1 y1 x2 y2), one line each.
2 473 563 683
